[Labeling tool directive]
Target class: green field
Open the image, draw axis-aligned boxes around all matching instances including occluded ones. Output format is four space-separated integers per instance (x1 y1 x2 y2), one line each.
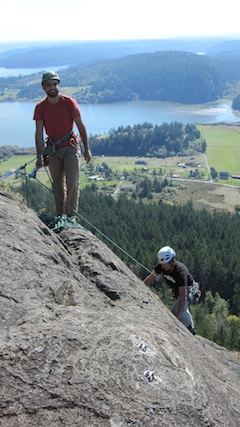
1 124 240 189
0 155 51 187
198 124 240 175
0 155 36 172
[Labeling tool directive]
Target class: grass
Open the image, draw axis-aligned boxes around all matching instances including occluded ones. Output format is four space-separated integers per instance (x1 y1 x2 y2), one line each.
2 124 240 191
0 89 19 101
0 155 35 173
91 156 148 173
0 155 51 188
198 124 240 175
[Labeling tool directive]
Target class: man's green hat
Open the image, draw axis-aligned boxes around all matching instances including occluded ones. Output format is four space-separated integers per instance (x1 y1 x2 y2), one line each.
41 71 60 84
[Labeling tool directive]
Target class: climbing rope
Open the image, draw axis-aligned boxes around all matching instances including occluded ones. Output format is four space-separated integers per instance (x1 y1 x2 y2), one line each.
1 155 152 275
39 214 88 233
73 209 152 274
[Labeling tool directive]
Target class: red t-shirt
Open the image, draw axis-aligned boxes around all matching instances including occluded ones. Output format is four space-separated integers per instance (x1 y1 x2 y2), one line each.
33 94 80 142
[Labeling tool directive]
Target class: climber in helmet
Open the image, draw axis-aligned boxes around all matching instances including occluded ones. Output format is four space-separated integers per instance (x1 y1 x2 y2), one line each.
33 70 92 217
143 246 196 335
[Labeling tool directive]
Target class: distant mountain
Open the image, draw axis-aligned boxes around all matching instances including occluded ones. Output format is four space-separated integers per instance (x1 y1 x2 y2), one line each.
2 47 240 105
0 37 239 68
210 39 240 53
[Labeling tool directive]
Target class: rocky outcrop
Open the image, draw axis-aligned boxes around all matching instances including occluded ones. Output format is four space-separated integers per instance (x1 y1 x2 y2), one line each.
0 190 239 426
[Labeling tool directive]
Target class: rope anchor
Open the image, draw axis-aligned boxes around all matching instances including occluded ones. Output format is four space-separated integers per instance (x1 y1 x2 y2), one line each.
138 342 147 352
144 370 155 382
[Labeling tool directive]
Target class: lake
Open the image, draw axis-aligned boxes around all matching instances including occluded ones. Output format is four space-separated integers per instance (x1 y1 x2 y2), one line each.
0 65 68 78
1 66 240 148
0 99 240 148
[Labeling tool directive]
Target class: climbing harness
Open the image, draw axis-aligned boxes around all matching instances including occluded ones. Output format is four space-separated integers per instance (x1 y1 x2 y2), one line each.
188 281 201 305
47 131 78 153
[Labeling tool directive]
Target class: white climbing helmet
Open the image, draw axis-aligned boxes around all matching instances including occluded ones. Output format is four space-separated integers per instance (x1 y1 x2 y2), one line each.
157 246 176 264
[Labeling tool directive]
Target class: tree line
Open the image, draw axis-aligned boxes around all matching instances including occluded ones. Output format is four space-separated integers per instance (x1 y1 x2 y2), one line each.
0 145 35 161
90 122 206 157
0 122 206 160
2 50 240 104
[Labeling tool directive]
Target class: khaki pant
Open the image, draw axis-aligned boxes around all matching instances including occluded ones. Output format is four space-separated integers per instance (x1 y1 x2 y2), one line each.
48 145 81 216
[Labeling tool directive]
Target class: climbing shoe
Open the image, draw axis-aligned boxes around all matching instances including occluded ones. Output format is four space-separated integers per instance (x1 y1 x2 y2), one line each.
187 325 196 335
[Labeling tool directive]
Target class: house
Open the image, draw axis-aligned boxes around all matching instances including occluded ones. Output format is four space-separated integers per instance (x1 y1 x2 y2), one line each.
219 171 229 180
185 162 198 167
88 175 104 181
232 174 240 180
135 160 148 165
120 184 136 192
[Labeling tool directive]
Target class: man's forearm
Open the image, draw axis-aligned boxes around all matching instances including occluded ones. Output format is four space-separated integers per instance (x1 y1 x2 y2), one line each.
35 133 44 155
176 297 185 319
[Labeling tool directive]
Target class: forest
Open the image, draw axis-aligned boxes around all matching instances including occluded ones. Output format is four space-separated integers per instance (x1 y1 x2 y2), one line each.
8 177 240 351
90 122 206 157
2 50 240 105
0 122 206 160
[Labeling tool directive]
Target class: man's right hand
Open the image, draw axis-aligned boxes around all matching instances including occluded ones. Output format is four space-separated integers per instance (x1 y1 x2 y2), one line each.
36 154 49 168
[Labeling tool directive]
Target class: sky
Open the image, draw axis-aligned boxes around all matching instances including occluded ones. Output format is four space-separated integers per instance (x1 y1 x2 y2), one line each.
1 0 240 44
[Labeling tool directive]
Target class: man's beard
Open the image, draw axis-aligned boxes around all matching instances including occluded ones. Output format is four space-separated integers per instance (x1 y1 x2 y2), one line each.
47 89 59 97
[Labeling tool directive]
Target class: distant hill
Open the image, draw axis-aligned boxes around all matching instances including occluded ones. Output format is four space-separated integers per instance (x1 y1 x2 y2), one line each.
210 39 240 58
1 37 240 68
2 50 240 105
1 39 240 104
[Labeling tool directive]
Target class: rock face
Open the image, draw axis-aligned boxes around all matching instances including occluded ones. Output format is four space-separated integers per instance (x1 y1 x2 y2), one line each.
0 190 240 427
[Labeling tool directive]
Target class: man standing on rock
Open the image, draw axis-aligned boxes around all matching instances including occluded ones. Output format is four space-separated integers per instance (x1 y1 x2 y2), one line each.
143 246 196 335
33 70 92 217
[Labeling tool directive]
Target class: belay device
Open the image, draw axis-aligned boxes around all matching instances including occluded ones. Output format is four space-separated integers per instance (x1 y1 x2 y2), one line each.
188 281 201 305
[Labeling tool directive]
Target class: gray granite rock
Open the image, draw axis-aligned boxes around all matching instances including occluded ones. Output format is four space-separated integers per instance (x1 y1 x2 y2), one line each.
0 191 239 426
